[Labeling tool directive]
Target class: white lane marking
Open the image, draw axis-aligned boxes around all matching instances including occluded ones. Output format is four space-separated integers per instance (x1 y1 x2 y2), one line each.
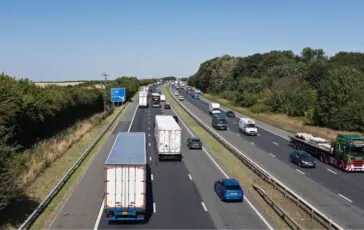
257 133 261 136
148 127 150 130
188 174 192 180
327 168 337 174
153 202 156 212
236 133 240 136
269 153 276 158
338 194 353 203
296 169 305 175
250 142 255 146
151 174 154 181
148 133 151 137
148 142 151 147
201 202 208 212
93 102 139 230
168 87 274 230
149 156 152 161
272 141 279 146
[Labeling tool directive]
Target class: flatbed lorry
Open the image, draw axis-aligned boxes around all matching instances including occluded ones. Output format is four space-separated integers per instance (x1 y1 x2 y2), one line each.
104 132 147 221
290 133 364 172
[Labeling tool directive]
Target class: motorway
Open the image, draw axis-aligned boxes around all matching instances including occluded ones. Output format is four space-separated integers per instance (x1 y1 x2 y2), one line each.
174 86 364 229
48 85 270 229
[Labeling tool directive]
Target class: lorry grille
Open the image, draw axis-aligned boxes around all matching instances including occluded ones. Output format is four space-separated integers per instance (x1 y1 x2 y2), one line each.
350 160 364 167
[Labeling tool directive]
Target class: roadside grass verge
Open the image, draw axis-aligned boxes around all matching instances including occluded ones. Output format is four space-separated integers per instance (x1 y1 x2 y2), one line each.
202 93 362 141
2 105 126 230
164 85 323 229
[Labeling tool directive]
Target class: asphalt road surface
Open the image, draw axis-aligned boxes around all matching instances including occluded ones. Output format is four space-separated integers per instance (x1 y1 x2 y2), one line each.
174 86 364 229
49 85 270 229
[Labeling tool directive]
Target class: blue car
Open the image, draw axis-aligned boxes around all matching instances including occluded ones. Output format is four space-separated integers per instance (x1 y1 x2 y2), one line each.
214 178 243 202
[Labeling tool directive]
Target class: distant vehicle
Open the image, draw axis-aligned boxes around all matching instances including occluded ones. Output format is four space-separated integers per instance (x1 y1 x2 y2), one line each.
173 115 179 123
104 132 146 221
187 137 203 150
138 92 148 108
192 88 201 99
151 93 161 108
164 103 171 109
289 150 316 168
226 110 235 117
238 118 258 136
209 103 221 115
174 91 179 96
179 95 184 101
214 178 243 202
212 116 228 130
160 94 166 102
155 115 182 161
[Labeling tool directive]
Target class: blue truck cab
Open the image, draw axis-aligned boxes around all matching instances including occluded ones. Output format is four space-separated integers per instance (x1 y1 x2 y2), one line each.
193 89 201 99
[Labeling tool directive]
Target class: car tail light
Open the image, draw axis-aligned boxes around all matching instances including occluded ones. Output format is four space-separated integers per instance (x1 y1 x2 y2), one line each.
106 211 114 218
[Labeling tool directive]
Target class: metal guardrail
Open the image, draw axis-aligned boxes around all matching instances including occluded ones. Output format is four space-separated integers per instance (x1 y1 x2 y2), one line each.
18 103 129 230
167 85 343 230
253 184 303 230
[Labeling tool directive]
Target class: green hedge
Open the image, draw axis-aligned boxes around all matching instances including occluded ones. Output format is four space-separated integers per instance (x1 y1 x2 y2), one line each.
187 48 364 132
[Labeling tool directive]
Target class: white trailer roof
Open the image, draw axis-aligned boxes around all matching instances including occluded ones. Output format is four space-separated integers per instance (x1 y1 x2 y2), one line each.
105 132 146 165
240 118 255 124
155 115 181 131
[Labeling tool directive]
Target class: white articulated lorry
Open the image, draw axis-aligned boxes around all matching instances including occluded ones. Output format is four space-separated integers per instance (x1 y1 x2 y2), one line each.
104 132 147 222
209 103 221 115
155 115 182 161
138 92 148 108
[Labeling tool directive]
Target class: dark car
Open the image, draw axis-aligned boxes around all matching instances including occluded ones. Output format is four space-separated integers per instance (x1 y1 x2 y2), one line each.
165 103 171 109
214 178 243 202
212 116 228 130
187 137 202 149
226 110 235 117
289 150 316 168
173 115 179 123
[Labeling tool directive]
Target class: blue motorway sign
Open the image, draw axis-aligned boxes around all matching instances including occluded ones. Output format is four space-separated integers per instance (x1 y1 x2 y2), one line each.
111 88 126 103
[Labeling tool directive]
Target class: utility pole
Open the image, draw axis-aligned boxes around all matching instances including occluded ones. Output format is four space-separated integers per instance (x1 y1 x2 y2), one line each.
101 72 110 113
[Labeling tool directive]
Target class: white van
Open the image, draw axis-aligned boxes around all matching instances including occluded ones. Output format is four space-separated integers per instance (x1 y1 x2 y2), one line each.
160 94 166 102
209 103 221 115
238 118 258 136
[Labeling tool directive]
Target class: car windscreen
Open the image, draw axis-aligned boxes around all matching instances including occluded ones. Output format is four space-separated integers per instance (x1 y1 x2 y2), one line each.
300 153 312 160
224 185 241 190
216 119 227 124
191 139 201 143
247 124 256 128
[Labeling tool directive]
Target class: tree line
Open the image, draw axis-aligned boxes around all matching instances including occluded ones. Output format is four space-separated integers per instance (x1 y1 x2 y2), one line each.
187 47 364 132
0 74 155 210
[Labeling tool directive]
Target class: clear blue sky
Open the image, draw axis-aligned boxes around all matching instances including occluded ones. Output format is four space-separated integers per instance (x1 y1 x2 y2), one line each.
1 0 363 81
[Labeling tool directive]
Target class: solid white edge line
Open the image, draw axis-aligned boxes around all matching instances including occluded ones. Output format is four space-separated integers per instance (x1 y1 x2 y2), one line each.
201 202 208 212
188 174 193 180
153 202 156 213
93 102 139 230
168 86 274 230
296 169 305 175
327 168 337 175
338 193 353 203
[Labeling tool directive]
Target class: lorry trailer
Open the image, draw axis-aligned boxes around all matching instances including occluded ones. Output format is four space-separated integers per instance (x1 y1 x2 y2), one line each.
104 132 147 221
155 115 182 161
138 92 148 108
290 133 364 172
151 93 161 108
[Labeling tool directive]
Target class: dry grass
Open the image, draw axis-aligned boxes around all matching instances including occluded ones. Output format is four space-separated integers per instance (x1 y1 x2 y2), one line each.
203 93 362 141
34 81 84 87
164 85 324 229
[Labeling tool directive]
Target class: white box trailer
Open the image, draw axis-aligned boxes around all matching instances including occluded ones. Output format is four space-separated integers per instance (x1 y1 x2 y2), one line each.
138 92 148 108
209 103 221 115
155 115 182 161
104 132 147 222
